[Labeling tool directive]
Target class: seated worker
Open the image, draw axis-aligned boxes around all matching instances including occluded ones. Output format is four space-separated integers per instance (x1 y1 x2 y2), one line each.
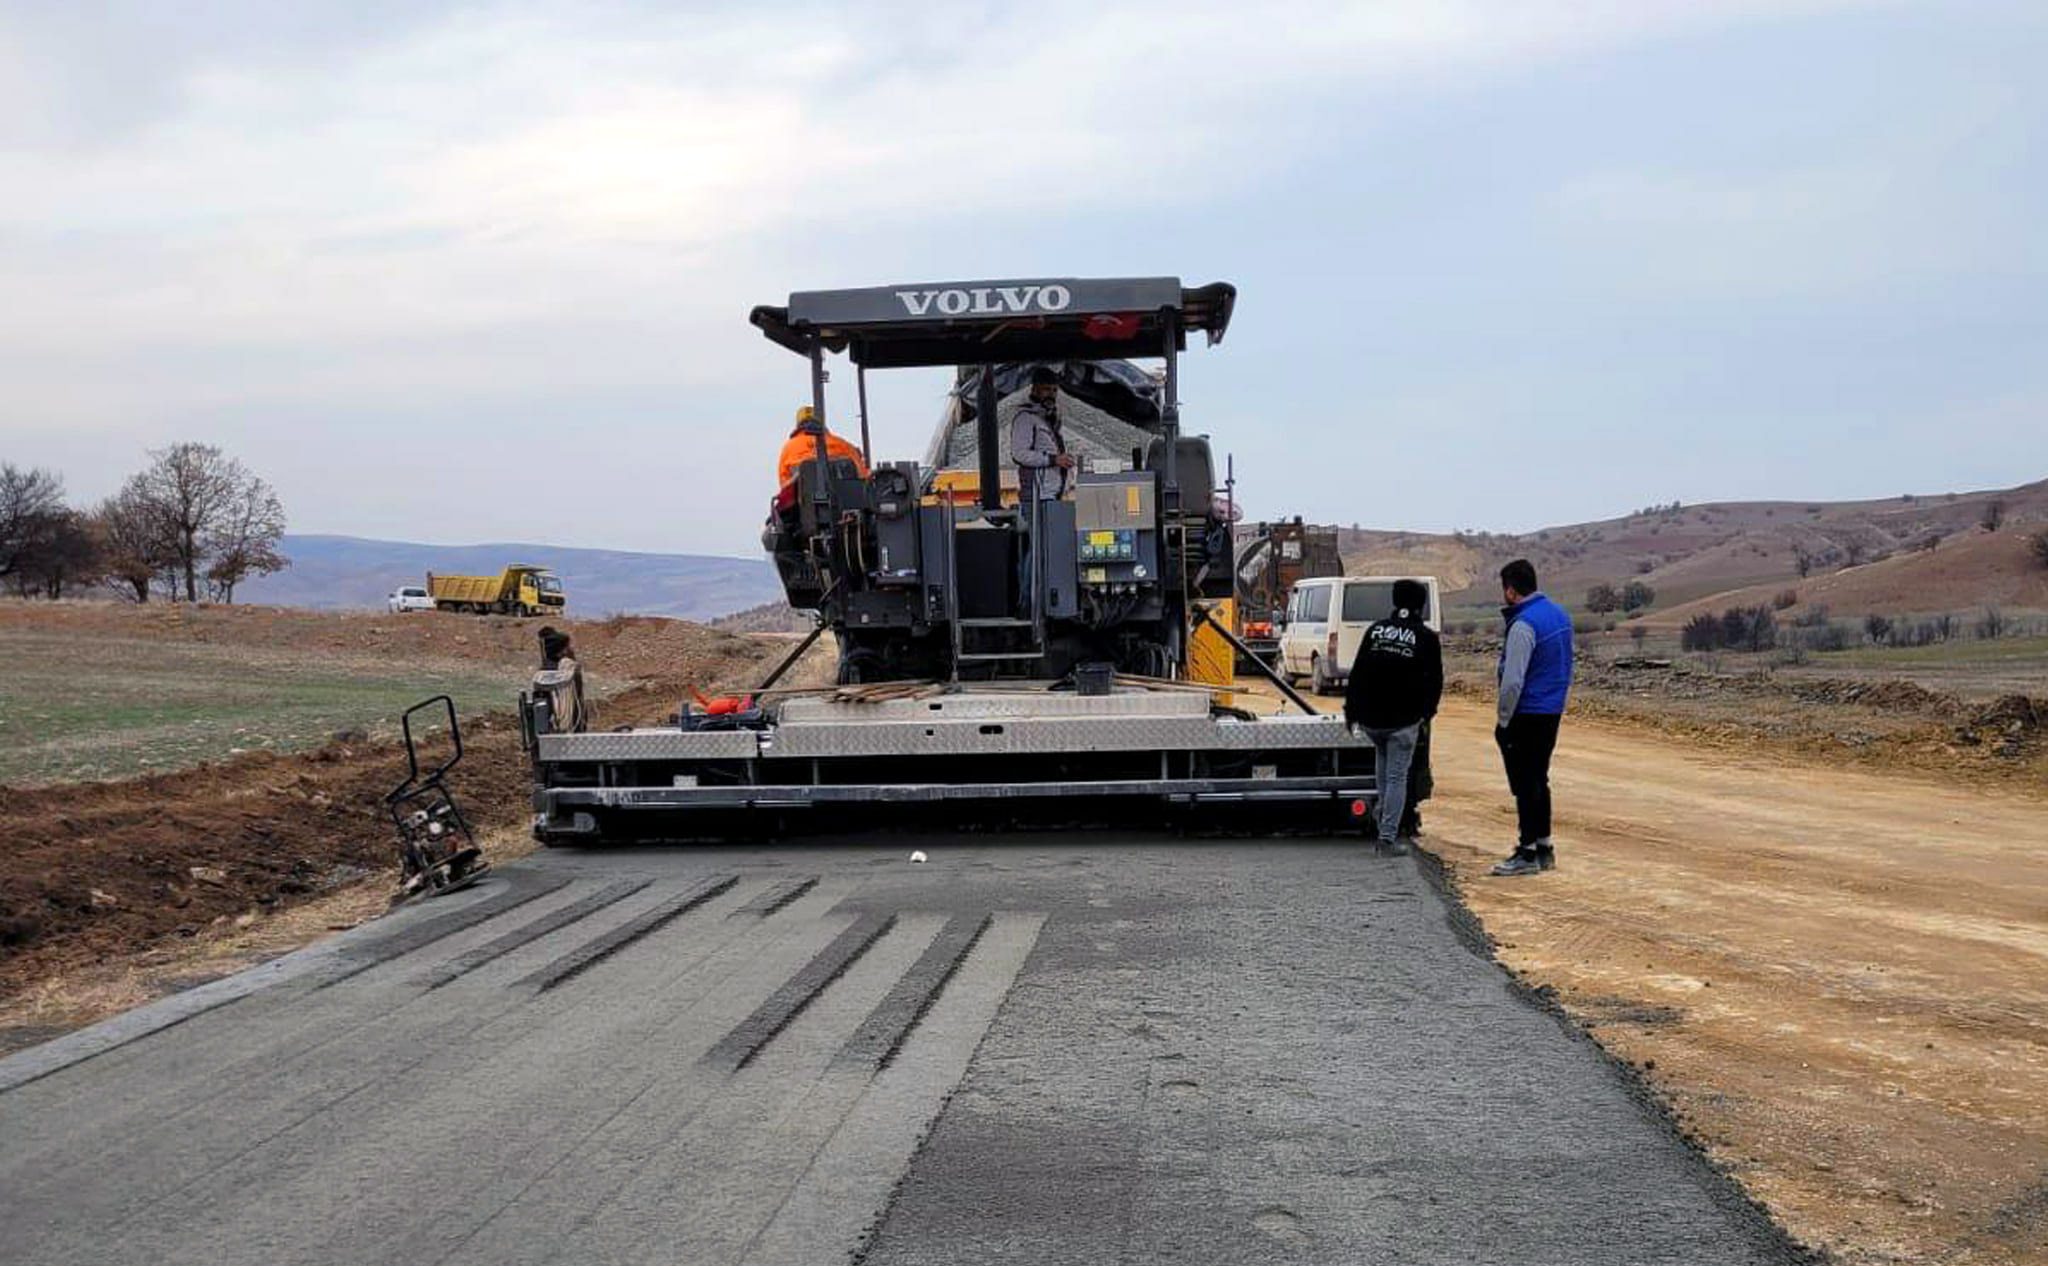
534 625 590 733
776 404 868 490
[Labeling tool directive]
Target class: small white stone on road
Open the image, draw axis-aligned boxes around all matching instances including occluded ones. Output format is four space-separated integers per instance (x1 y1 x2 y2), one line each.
909 850 928 864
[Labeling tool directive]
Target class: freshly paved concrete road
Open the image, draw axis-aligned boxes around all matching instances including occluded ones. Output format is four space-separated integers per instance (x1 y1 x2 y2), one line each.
0 837 1801 1265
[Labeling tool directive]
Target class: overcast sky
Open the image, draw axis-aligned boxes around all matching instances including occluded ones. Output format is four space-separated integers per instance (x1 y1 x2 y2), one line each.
3 1 2043 556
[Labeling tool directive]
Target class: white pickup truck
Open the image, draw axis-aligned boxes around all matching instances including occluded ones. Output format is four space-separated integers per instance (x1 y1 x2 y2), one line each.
387 585 434 613
1278 575 1443 695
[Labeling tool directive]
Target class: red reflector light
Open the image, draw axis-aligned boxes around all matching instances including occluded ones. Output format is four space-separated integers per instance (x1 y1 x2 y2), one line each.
1349 799 1367 817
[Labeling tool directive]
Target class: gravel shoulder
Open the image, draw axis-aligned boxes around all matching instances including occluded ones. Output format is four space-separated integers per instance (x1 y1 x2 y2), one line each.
1421 695 2048 1266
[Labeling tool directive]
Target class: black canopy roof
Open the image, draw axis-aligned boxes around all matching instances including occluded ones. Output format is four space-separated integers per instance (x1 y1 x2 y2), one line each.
750 277 1235 368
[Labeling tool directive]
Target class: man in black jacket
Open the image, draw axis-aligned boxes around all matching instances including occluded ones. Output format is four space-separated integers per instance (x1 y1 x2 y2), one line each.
1342 579 1443 855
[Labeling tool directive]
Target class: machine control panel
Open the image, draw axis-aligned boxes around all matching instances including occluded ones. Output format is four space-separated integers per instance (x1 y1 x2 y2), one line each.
1069 473 1158 591
1078 529 1136 562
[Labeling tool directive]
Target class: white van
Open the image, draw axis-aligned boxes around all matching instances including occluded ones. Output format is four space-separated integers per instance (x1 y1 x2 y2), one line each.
1278 575 1442 694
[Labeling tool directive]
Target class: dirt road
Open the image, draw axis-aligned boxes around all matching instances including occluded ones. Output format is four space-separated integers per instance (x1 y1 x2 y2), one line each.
1421 696 2048 1266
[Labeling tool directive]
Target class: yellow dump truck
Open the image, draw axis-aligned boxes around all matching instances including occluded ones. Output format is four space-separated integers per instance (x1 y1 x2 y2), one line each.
427 565 565 617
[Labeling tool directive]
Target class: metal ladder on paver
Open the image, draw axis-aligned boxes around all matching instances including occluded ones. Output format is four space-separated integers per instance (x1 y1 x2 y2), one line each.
946 497 1045 678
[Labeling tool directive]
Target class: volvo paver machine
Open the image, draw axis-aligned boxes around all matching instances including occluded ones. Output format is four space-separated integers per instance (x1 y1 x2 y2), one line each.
523 277 1372 842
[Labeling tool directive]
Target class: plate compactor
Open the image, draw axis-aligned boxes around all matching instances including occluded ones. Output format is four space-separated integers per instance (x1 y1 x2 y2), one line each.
387 695 489 899
521 276 1373 843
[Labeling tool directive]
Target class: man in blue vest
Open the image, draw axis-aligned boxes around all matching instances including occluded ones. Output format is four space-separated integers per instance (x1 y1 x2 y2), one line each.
1491 558 1573 876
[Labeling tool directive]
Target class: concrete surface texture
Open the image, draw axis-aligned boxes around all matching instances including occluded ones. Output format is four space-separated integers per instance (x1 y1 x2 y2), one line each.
0 838 1804 1265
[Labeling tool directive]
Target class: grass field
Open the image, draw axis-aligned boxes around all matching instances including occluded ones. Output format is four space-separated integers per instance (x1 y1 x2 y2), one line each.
0 631 525 786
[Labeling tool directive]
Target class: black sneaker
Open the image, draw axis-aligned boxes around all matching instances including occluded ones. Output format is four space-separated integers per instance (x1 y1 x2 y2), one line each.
1532 840 1557 871
1490 849 1546 877
1378 838 1411 858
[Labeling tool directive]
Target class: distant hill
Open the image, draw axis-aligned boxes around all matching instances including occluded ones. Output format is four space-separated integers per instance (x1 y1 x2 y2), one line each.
1651 526 2048 627
1333 477 2048 618
710 600 812 634
239 535 781 621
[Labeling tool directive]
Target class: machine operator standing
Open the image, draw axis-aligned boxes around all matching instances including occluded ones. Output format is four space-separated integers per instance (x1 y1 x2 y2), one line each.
1010 366 1076 500
1011 366 1075 615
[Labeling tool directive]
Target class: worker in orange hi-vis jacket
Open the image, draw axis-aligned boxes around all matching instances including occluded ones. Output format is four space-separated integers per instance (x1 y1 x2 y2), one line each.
776 405 868 489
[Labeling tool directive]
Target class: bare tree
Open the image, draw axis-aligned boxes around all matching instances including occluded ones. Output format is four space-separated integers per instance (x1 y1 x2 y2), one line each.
123 443 286 603
2031 529 2048 570
1981 499 2006 532
132 444 240 601
204 475 288 602
95 483 176 603
1583 582 1621 614
1792 543 1815 578
0 463 67 585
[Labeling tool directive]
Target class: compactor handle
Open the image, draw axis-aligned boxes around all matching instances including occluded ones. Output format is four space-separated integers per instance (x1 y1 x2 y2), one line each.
391 694 464 801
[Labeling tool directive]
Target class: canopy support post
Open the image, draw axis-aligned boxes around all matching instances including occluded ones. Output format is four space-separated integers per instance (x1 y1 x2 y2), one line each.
856 362 872 467
975 367 1001 513
808 341 831 519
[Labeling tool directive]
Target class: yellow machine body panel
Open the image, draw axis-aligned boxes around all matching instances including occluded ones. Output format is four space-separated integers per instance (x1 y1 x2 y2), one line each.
1187 597 1237 699
922 468 1021 507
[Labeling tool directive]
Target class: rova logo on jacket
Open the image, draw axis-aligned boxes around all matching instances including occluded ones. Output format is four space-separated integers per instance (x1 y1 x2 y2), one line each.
895 285 1075 317
1502 594 1573 715
1369 623 1419 653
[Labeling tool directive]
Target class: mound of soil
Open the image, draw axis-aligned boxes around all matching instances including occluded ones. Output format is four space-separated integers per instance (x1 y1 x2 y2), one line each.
1954 693 2047 757
1786 676 1957 715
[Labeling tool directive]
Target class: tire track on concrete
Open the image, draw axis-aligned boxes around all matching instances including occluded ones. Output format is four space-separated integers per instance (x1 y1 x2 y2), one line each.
1 874 768 1254
836 913 992 1071
74 888 841 1266
432 914 943 1266
729 875 820 919
704 913 898 1072
745 913 1046 1266
315 873 574 988
415 879 651 990
519 873 740 992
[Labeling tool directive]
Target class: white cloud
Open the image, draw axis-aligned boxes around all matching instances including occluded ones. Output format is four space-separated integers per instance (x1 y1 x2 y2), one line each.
0 0 1899 550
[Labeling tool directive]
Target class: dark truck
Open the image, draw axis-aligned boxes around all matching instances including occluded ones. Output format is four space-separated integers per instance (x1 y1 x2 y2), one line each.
1234 520 1344 666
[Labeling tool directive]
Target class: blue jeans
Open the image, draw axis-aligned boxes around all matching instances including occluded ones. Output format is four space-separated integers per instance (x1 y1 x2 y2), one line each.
1364 723 1421 843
